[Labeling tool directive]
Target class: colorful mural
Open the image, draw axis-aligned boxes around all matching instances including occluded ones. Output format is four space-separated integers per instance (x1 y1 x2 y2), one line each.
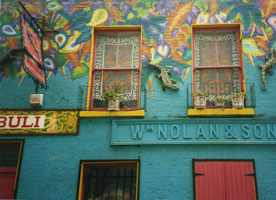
0 0 275 95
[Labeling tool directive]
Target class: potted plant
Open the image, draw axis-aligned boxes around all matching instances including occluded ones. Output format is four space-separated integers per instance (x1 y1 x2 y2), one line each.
214 95 226 107
103 84 123 111
231 90 245 109
194 90 208 109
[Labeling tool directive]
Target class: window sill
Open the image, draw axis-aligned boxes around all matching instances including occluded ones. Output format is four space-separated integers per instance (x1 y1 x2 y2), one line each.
187 108 254 116
79 110 145 117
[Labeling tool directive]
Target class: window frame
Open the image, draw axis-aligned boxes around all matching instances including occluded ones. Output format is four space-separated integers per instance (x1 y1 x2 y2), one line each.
193 159 258 200
192 24 245 108
87 26 142 111
77 160 140 200
0 140 24 199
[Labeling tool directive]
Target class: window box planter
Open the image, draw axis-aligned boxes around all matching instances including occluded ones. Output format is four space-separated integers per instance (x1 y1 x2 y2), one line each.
194 91 208 109
231 92 245 109
194 95 207 109
103 84 123 111
194 90 208 109
107 97 120 111
215 96 226 108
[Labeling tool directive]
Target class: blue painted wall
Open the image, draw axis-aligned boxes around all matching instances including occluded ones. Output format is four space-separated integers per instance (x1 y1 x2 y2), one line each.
5 119 276 199
1 0 276 199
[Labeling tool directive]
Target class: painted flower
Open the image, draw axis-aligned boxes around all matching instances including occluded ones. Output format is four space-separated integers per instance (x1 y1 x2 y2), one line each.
177 44 186 55
121 3 131 16
142 55 149 66
185 14 193 25
157 44 171 59
196 12 209 24
61 0 76 14
266 14 276 33
54 32 68 49
44 55 57 74
159 22 168 31
242 24 251 36
151 28 159 36
154 0 176 13
171 67 182 76
43 38 52 52
191 5 200 18
209 16 218 24
157 34 171 59
0 36 6 43
215 11 227 23
158 9 168 16
47 1 63 11
66 61 76 71
0 23 19 36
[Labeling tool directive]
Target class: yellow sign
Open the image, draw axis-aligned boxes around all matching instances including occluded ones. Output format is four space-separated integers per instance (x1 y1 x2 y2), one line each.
0 110 79 135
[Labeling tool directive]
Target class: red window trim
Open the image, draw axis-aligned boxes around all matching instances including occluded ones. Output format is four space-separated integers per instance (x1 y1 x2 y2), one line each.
89 29 141 111
192 26 245 98
192 27 242 69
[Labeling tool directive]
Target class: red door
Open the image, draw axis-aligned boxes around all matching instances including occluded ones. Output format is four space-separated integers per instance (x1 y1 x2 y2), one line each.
0 141 23 199
0 167 17 199
194 160 257 200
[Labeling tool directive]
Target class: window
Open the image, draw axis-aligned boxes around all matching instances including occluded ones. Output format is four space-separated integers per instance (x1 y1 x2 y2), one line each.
0 140 24 199
89 27 141 111
77 160 139 200
193 160 258 200
192 25 244 108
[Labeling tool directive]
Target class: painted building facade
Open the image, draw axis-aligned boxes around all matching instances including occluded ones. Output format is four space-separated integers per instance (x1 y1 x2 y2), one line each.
1 0 276 199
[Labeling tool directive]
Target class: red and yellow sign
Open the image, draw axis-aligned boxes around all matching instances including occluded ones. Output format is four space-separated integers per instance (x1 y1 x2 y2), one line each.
0 110 79 135
22 18 43 65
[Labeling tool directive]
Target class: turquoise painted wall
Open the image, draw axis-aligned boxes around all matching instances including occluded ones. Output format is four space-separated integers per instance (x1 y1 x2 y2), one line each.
1 0 276 199
6 118 276 199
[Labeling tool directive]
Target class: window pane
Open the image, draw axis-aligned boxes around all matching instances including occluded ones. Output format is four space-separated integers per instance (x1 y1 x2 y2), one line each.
104 44 117 68
217 30 240 66
194 31 216 67
195 68 241 106
95 32 139 69
95 33 117 69
83 165 137 200
93 70 138 109
0 143 21 167
118 32 139 69
118 44 133 68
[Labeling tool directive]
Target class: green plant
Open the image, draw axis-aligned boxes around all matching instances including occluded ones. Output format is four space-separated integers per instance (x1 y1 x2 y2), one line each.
102 84 125 101
195 90 208 97
215 95 226 102
231 90 245 98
